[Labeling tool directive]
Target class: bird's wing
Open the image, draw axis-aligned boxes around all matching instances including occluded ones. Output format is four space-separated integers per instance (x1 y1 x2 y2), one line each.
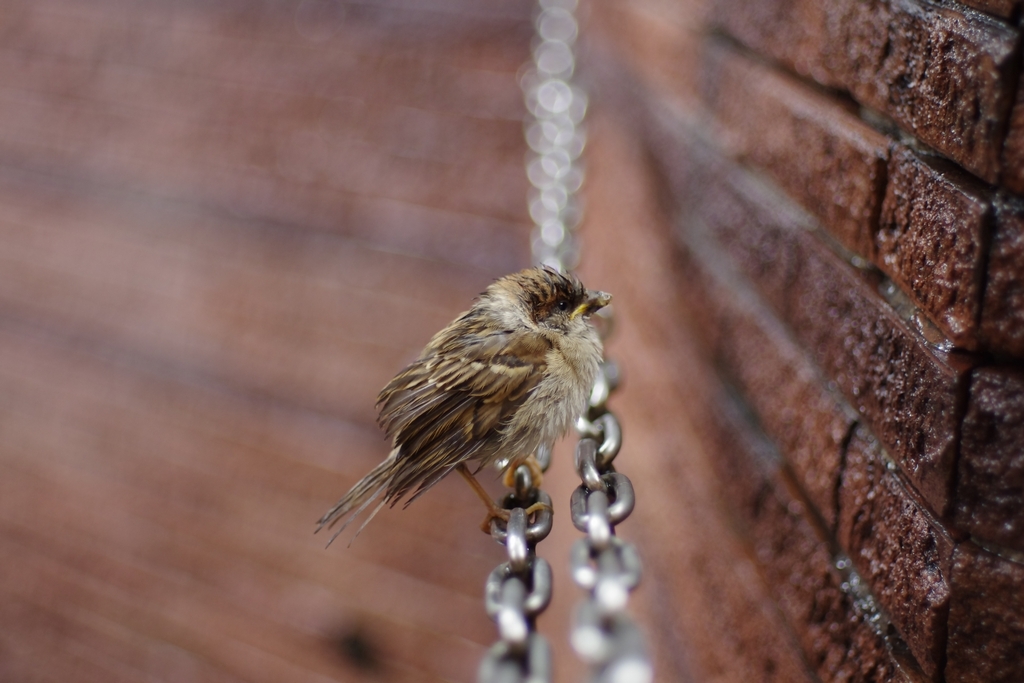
374 325 550 501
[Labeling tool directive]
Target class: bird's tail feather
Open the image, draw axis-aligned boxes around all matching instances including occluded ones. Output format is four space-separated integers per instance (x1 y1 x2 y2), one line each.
316 448 399 547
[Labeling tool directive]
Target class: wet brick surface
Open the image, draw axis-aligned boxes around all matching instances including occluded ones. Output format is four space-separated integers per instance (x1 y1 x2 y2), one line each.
878 147 991 350
980 198 1024 357
839 427 955 680
713 0 1020 183
702 40 889 259
946 542 1024 683
702 384 912 683
954 367 1024 551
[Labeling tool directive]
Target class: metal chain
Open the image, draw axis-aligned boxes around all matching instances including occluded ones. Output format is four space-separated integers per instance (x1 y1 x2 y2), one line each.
478 2 584 680
523 0 588 272
480 0 649 680
478 455 555 683
571 368 651 683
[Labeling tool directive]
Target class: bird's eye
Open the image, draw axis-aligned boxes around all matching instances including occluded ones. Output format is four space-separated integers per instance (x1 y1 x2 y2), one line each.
556 299 569 312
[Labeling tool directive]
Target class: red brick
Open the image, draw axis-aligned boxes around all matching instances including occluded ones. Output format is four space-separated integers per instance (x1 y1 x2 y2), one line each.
835 0 1018 184
703 40 889 259
0 172 506 426
722 299 853 532
671 231 727 357
641 492 821 683
5 0 532 75
0 4 531 229
946 542 1024 683
877 146 991 350
0 324 504 683
1000 69 1024 194
957 0 1019 18
664 328 823 683
753 475 913 683
582 106 820 683
789 233 973 516
689 149 809 317
702 383 916 683
714 0 1020 183
669 135 974 515
838 427 955 680
980 198 1024 357
954 367 1024 552
0 83 528 224
679 236 853 529
709 0 837 90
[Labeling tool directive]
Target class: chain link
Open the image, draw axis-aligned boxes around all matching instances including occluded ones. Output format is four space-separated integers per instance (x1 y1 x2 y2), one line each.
570 366 652 683
479 1 584 679
523 0 589 273
479 442 555 683
479 0 649 680
479 499 555 683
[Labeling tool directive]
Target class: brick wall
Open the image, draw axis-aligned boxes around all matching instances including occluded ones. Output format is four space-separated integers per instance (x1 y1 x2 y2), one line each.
583 0 1024 681
5 1 1022 681
0 2 542 681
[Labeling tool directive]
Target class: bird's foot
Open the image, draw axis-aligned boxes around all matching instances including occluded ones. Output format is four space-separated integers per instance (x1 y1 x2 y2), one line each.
458 462 551 535
480 504 510 533
477 500 553 534
502 453 545 490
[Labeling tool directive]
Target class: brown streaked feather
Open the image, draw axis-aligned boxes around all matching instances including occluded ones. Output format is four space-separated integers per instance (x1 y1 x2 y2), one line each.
368 316 551 506
318 265 605 543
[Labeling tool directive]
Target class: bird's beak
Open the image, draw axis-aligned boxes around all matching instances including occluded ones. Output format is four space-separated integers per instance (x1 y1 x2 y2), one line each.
572 290 612 319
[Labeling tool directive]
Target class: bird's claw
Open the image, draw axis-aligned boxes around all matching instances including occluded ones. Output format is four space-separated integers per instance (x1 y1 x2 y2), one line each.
480 505 510 533
479 500 553 535
502 453 545 490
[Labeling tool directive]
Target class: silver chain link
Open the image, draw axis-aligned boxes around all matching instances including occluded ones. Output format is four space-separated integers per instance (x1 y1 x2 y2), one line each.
523 0 588 273
571 368 651 683
478 428 554 681
479 0 649 680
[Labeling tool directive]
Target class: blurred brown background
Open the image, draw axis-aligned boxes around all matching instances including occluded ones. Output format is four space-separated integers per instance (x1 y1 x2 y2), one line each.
0 1 563 681
20 0 1009 681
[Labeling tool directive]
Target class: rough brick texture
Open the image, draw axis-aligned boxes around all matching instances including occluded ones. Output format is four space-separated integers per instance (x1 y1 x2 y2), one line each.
676 236 853 530
581 107 821 683
789 231 973 517
754 474 914 683
958 0 1019 17
946 542 1024 683
591 0 1024 680
713 0 1020 183
832 0 1018 184
1000 68 1024 194
702 39 889 259
954 367 1024 551
665 138 973 516
878 147 991 351
700 381 916 683
839 427 954 680
980 198 1024 357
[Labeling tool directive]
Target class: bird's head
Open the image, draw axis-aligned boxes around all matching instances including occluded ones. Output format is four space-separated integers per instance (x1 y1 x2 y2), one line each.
484 266 611 334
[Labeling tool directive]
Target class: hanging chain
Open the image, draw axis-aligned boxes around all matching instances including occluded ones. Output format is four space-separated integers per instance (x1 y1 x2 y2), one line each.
478 2 583 680
478 455 555 683
523 0 588 272
571 368 651 683
479 0 649 680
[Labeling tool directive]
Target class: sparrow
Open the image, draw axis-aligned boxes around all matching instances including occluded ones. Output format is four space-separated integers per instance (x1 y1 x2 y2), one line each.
317 266 611 544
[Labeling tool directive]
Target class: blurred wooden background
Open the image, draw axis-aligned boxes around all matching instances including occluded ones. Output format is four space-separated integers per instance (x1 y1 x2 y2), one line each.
0 1 561 681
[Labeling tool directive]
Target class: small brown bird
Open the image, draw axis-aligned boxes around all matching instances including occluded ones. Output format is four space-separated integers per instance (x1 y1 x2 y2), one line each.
317 266 611 544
